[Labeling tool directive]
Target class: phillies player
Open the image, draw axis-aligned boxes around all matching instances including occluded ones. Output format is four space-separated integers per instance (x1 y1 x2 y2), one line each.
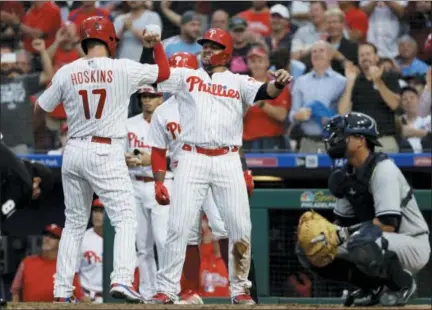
125 85 173 302
34 16 170 303
146 29 292 304
79 199 104 303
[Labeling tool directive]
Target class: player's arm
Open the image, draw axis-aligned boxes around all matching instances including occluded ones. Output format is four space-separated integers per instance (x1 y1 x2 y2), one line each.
34 72 63 118
10 260 25 302
333 198 359 227
139 28 170 83
370 161 402 233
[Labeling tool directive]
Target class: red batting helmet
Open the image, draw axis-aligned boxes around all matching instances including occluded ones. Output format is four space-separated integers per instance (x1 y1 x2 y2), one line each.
80 16 119 57
169 52 199 69
92 198 104 208
197 28 233 66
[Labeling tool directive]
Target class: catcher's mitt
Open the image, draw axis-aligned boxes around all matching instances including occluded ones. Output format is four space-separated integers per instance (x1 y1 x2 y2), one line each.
296 211 341 268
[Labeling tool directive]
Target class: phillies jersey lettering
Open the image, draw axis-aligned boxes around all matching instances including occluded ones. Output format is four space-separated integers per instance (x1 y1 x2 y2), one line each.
79 228 103 293
157 67 263 147
147 97 182 170
37 57 159 139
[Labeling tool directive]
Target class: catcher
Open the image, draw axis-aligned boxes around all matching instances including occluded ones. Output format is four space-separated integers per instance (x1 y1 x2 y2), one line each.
296 112 430 307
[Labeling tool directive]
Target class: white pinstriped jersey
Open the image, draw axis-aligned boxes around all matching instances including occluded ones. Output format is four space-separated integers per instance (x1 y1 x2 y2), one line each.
126 113 175 179
157 67 263 147
37 57 159 139
147 96 182 171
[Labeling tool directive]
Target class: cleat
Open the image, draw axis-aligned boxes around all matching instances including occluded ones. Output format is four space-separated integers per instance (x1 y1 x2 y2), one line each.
342 286 384 307
176 290 204 304
54 296 78 303
380 277 417 306
152 292 175 304
232 293 256 305
110 283 143 303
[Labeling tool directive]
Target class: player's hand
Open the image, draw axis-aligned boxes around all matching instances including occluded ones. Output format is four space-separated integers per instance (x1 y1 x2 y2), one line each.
269 69 293 86
32 177 41 200
244 170 254 198
125 152 142 167
155 181 170 205
142 25 161 48
31 38 46 52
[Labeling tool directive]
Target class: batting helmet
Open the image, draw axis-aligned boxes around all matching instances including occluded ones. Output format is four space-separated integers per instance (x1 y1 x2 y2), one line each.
80 16 119 58
323 112 382 159
169 52 199 69
197 28 233 66
92 198 104 208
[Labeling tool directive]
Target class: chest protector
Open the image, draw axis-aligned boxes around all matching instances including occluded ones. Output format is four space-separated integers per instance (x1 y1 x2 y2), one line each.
329 152 389 222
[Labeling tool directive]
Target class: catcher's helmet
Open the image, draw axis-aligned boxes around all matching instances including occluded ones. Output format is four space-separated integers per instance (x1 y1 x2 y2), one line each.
197 28 233 66
323 112 382 159
80 16 119 57
169 52 199 69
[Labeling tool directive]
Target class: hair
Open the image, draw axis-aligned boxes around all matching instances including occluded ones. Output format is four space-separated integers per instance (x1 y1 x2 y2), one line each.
400 85 419 97
359 42 378 54
324 8 345 23
398 34 417 47
310 1 328 10
378 57 394 66
81 38 108 54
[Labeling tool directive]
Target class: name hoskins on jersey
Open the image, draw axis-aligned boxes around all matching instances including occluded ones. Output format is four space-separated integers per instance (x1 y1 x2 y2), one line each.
156 68 263 147
37 57 159 139
127 113 174 179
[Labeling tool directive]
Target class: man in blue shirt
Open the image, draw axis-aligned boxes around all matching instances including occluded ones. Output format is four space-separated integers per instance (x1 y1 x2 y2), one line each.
396 35 429 77
289 40 346 153
163 11 202 58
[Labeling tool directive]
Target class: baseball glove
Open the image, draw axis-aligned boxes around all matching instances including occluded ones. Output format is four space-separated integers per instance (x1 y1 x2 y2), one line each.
296 211 341 268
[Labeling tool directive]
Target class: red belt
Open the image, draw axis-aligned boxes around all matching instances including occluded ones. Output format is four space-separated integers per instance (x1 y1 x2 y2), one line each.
182 144 238 156
91 136 112 144
135 176 154 182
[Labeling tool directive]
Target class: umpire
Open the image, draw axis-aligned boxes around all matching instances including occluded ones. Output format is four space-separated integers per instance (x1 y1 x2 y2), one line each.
296 112 430 307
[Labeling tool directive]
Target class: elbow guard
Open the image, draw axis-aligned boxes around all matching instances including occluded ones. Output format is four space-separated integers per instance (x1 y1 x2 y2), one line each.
254 83 276 101
151 147 167 175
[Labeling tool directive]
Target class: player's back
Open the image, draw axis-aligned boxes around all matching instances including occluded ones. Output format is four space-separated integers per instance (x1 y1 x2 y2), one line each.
58 57 140 139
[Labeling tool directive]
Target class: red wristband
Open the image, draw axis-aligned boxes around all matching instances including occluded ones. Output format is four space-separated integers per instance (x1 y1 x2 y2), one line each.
151 147 167 174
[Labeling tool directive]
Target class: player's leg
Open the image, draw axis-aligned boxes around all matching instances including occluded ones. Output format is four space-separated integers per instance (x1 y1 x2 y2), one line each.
154 152 210 303
210 152 253 304
202 189 229 268
150 179 172 256
134 183 157 301
85 141 140 302
54 143 93 299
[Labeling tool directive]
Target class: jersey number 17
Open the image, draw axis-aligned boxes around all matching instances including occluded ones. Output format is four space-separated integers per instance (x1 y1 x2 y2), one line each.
78 88 107 120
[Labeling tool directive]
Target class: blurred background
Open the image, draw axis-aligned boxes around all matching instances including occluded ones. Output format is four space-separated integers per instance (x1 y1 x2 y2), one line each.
0 0 431 303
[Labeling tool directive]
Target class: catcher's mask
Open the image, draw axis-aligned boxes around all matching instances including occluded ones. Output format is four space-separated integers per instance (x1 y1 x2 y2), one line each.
323 112 382 160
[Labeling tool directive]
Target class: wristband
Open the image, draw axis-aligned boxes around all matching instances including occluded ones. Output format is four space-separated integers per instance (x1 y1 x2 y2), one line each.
240 156 248 171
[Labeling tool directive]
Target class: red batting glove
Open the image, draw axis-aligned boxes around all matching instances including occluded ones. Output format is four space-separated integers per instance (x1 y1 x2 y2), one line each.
155 181 170 205
244 170 254 197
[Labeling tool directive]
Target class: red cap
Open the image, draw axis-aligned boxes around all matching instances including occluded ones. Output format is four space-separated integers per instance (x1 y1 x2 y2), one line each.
137 85 163 96
92 198 104 208
247 47 268 59
43 224 63 238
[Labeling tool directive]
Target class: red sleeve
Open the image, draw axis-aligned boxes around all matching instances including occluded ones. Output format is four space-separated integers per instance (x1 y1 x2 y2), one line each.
72 273 84 300
153 42 170 82
151 147 167 174
10 260 25 295
349 12 369 36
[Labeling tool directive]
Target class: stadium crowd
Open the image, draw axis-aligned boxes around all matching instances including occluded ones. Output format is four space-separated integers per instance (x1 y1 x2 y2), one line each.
0 0 431 303
1 0 431 155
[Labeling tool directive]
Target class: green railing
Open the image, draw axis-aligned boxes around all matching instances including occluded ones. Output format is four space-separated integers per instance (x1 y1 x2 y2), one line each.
103 189 432 302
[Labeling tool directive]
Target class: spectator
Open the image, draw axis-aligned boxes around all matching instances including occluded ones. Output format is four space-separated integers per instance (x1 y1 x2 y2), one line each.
404 1 432 62
396 35 429 78
163 11 202 58
68 1 112 28
338 1 368 43
264 4 296 54
199 215 229 297
228 17 252 75
400 86 431 153
339 42 401 153
114 1 162 61
378 57 406 88
47 123 67 155
419 67 431 118
238 1 271 37
290 1 312 28
360 1 407 58
3 1 62 55
210 10 229 31
79 199 104 303
291 1 328 60
289 41 346 153
0 39 53 155
243 47 291 151
0 1 26 49
10 224 83 302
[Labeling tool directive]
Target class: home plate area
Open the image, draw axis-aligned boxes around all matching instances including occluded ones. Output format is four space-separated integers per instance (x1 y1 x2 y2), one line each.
5 303 431 310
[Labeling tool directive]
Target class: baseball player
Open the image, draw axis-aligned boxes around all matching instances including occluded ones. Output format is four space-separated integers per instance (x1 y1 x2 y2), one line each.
146 52 242 304
142 28 292 304
296 112 430 307
79 199 104 303
33 16 170 303
124 85 172 303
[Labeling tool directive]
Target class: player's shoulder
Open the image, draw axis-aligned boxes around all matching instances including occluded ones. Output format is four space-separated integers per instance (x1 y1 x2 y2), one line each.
373 157 401 179
156 97 178 115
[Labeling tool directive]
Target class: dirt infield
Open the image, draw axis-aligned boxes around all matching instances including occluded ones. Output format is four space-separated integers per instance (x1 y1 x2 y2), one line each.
4 303 431 310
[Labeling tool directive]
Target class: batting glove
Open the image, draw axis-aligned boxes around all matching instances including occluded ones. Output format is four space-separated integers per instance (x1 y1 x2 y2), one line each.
244 170 254 197
155 181 170 205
